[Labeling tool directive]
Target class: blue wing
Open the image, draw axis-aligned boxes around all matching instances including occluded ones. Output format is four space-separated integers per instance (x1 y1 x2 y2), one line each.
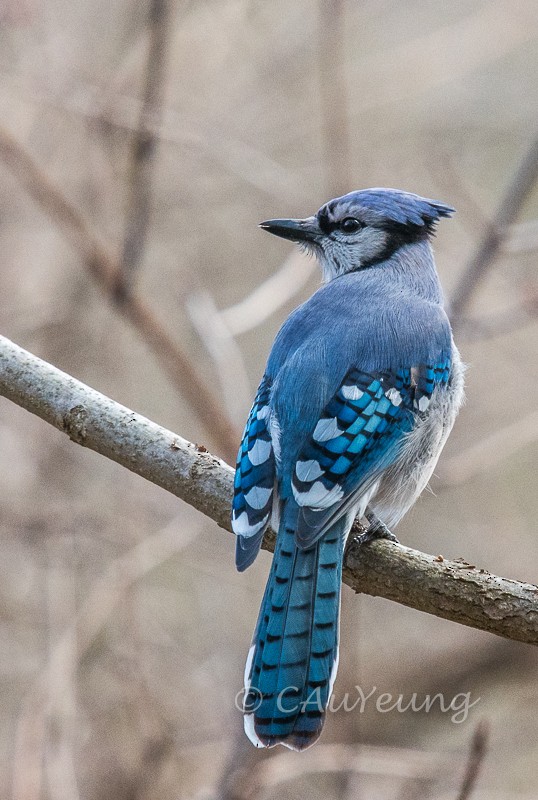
232 376 276 571
292 358 451 547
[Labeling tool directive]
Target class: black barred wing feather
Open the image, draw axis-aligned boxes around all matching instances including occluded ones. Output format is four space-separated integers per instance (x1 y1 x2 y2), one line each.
232 377 276 571
292 368 416 548
414 359 451 412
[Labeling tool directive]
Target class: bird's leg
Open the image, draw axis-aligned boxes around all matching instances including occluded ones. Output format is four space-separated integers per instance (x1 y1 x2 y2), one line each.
350 509 400 548
365 509 400 543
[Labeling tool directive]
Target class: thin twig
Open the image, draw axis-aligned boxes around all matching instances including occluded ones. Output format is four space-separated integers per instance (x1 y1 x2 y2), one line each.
0 126 240 461
0 73 308 201
221 249 316 336
186 291 252 424
12 514 202 800
43 534 81 800
238 743 455 800
428 151 490 238
318 0 351 195
100 93 308 202
1 333 538 645
117 0 171 299
503 218 538 253
456 721 489 800
450 135 538 327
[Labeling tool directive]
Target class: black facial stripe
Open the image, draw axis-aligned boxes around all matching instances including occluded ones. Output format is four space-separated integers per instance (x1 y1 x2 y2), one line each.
317 206 336 234
357 223 430 270
318 206 435 270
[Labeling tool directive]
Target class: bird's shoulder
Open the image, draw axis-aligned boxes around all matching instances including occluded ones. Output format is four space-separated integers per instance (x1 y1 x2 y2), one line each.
267 272 451 380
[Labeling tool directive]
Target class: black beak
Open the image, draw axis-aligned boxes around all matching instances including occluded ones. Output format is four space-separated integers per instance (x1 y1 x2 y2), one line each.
259 216 322 244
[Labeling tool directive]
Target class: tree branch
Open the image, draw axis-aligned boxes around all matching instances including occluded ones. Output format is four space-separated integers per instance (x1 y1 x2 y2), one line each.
318 0 350 196
186 290 252 425
456 721 489 800
450 134 538 327
1 333 537 646
117 0 171 299
220 250 315 336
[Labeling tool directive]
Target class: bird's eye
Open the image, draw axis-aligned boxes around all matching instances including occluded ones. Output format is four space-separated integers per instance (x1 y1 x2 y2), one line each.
340 217 362 234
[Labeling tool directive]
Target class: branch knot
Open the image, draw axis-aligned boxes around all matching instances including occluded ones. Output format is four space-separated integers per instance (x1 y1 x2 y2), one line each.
63 404 88 444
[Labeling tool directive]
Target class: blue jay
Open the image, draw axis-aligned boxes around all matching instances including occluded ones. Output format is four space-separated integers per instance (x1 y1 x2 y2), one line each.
232 188 464 751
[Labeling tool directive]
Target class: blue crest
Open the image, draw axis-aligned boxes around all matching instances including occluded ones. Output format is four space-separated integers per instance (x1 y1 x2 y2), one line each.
321 188 455 231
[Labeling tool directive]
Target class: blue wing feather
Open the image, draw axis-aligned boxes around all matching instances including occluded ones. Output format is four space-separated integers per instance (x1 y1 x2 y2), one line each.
414 354 451 413
291 360 450 548
232 357 452 562
232 377 276 571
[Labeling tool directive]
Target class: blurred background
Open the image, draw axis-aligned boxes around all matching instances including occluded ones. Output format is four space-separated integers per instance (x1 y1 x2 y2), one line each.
1 1 538 798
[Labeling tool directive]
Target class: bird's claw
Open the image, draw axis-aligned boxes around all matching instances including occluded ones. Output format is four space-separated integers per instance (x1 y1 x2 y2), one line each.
353 511 400 547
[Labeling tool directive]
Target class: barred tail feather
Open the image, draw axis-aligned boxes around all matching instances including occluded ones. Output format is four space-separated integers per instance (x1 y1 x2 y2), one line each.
243 505 346 750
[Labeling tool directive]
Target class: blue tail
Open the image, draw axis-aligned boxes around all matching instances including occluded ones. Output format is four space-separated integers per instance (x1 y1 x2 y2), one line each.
243 503 345 750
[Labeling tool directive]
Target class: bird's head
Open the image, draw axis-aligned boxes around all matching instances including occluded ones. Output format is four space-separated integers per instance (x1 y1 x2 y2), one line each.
260 188 455 281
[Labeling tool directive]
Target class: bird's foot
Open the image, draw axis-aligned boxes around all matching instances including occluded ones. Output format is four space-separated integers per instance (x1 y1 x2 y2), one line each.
353 511 399 547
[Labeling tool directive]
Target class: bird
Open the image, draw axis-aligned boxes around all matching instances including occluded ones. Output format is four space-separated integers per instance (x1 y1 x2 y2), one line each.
231 188 464 751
